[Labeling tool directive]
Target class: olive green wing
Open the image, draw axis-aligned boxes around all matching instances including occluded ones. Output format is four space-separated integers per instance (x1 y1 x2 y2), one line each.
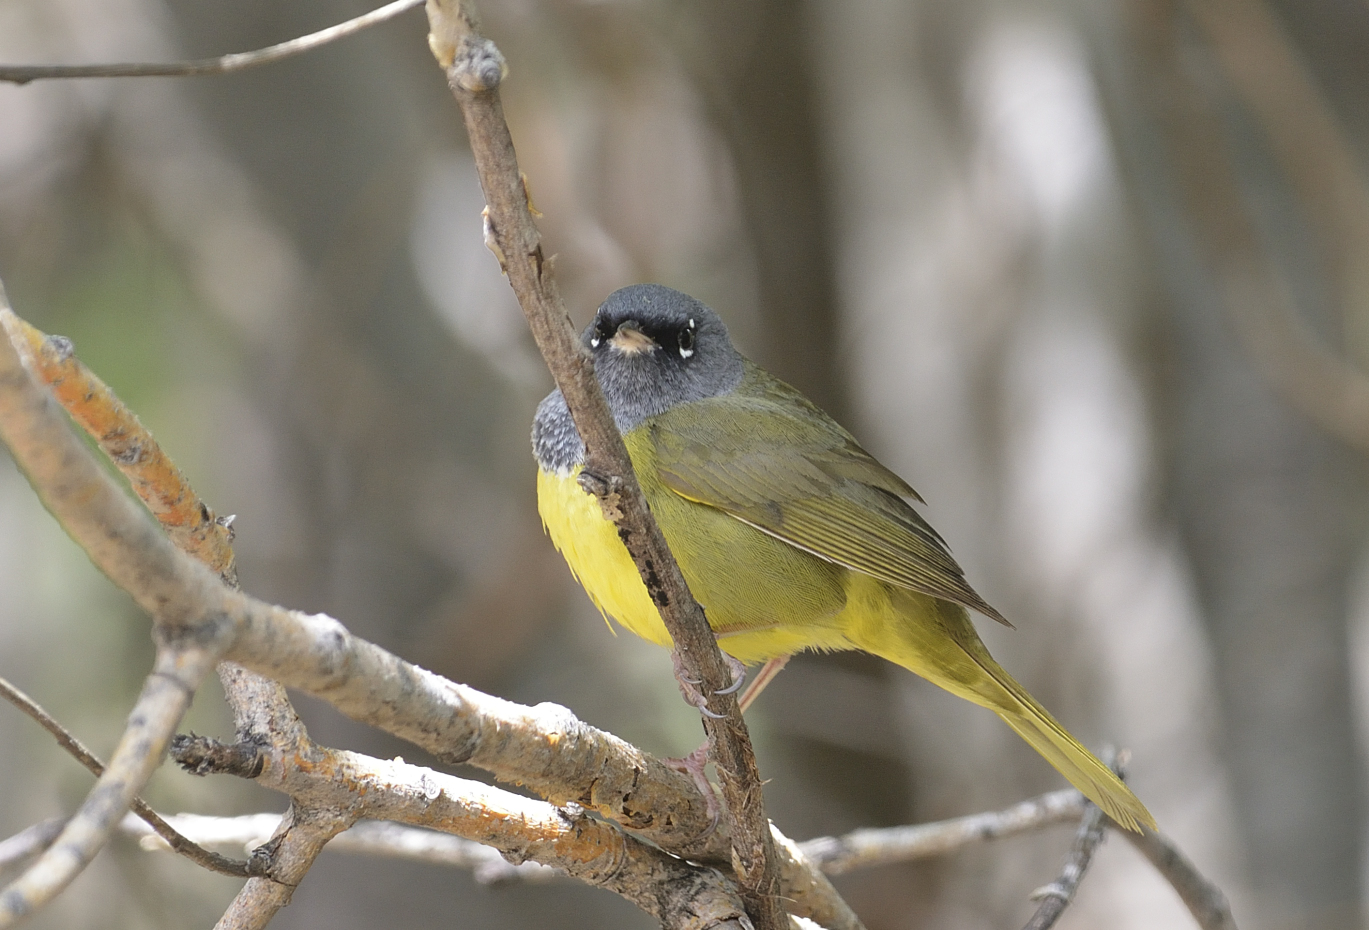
650 375 1010 626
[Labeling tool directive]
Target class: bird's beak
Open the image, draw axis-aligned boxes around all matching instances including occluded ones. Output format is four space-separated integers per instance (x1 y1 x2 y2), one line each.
609 320 658 355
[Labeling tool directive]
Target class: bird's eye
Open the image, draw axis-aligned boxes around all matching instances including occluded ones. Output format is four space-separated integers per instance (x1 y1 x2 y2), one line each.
590 319 610 348
678 321 696 359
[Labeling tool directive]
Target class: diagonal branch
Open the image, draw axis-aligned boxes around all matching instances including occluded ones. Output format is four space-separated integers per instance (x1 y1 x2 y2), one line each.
0 283 234 925
0 315 238 586
0 822 65 879
424 3 784 927
0 676 251 878
2 297 336 924
0 0 425 85
1123 830 1238 930
0 652 216 925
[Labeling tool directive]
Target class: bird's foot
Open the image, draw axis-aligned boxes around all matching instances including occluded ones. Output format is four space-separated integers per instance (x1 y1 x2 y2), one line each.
669 647 747 718
665 741 721 831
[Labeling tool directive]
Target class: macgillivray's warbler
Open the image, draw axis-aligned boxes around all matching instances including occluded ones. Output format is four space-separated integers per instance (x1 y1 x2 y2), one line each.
532 283 1153 832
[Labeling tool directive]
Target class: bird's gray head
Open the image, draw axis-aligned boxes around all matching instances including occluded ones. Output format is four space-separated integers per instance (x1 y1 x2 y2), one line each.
533 284 745 473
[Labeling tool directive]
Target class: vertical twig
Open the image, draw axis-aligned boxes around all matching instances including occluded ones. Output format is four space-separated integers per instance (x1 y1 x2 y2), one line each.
1019 801 1108 930
423 3 784 926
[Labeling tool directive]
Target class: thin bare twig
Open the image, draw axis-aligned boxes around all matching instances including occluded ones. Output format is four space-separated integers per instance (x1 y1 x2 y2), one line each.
1020 799 1108 930
424 3 784 927
0 0 424 85
0 677 251 878
800 789 1086 874
801 776 1238 929
0 658 212 925
1124 830 1238 930
123 814 559 884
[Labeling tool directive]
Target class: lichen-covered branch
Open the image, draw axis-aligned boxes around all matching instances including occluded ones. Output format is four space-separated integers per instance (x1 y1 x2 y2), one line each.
174 734 756 930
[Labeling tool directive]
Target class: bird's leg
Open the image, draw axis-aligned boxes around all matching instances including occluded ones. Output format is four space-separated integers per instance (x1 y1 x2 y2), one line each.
664 643 750 829
665 648 723 827
666 742 721 829
664 652 791 832
737 655 790 712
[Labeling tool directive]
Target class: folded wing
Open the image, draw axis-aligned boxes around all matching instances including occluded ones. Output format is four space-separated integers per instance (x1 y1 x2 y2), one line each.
650 372 1010 626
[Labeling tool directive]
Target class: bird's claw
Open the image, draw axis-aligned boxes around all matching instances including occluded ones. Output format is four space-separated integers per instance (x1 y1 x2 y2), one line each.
671 648 746 717
715 654 747 695
714 676 745 696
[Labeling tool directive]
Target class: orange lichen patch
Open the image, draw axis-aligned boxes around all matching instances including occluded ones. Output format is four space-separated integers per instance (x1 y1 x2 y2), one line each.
0 311 237 586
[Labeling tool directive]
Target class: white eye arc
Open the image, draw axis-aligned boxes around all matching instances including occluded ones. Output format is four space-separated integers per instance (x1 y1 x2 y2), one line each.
590 335 601 348
678 319 696 358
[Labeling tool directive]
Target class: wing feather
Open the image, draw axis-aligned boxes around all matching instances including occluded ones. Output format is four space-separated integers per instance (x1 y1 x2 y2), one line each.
651 369 1010 626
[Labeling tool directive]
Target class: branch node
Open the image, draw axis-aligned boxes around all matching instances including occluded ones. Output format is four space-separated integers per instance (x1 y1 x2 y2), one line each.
577 469 626 521
171 733 266 779
43 335 73 362
1028 881 1071 903
450 36 506 93
482 206 508 274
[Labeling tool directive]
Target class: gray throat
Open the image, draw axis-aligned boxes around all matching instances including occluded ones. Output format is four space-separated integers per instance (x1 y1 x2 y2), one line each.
532 390 587 474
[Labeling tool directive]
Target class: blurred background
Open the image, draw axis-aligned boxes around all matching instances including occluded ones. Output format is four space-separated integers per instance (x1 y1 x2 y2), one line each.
1 0 1367 927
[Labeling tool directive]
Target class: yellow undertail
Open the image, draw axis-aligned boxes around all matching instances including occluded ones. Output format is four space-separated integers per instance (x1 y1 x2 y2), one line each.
843 581 1155 832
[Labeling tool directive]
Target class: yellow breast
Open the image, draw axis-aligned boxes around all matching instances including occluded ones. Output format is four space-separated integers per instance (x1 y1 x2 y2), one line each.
537 464 676 648
536 436 853 664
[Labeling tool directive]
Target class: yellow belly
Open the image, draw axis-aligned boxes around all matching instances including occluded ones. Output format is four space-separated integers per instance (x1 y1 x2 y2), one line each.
535 445 850 663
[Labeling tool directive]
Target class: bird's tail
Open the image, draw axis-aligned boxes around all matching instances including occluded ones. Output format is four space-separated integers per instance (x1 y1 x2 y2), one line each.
846 588 1155 832
984 664 1154 832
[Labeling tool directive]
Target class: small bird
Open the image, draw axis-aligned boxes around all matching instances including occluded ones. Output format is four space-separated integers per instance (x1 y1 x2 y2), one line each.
532 284 1154 832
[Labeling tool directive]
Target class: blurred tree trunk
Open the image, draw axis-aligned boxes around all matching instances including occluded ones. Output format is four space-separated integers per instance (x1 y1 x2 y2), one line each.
1095 1 1369 924
665 0 846 418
